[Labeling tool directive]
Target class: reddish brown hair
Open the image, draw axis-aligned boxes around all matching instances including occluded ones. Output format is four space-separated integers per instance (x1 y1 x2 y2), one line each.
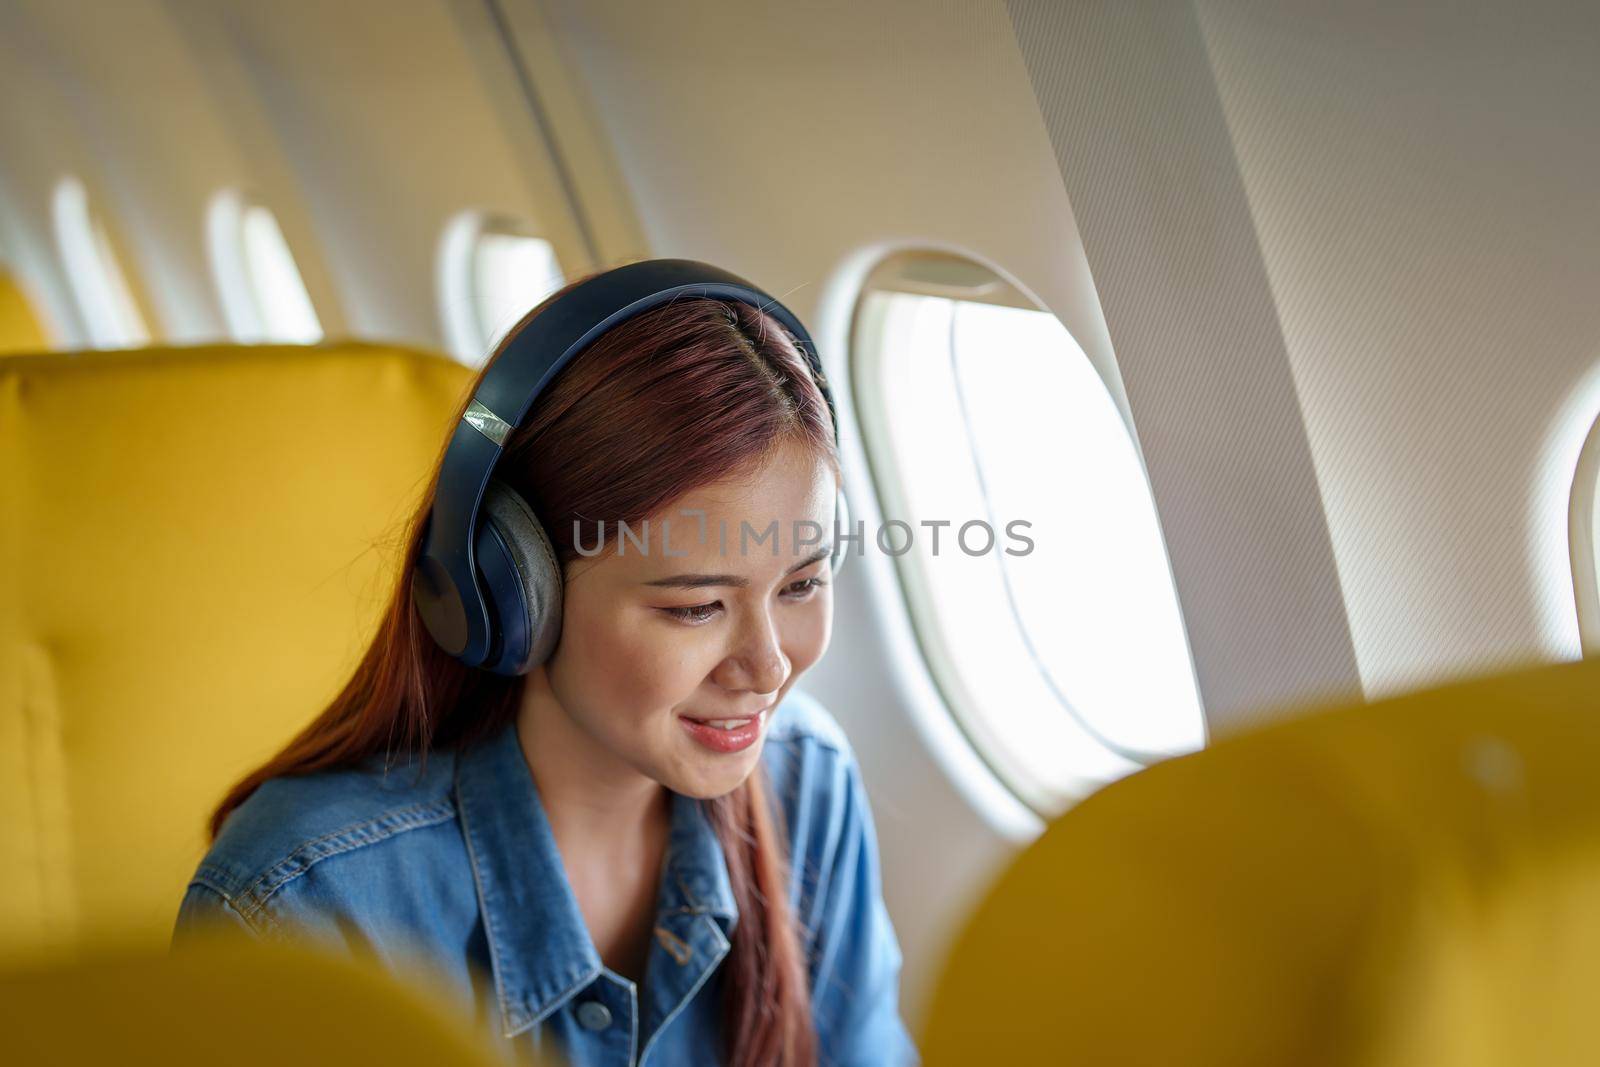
207 273 838 1067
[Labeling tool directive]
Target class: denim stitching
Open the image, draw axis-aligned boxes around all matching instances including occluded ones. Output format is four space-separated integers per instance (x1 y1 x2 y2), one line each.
184 876 281 937
454 754 593 1037
527 966 604 1029
638 913 729 1066
229 799 458 922
672 866 734 920
454 754 522 1037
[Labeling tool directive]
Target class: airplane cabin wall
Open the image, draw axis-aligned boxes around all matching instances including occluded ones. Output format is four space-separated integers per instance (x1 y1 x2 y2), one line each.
157 0 617 345
0 0 639 354
1189 0 1600 696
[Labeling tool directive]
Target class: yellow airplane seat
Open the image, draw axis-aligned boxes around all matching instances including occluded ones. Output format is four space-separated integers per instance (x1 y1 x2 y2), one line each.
0 929 532 1066
0 342 471 961
920 654 1600 1067
0 267 50 355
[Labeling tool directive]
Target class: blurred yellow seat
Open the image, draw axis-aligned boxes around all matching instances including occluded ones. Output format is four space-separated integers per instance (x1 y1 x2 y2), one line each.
920 654 1600 1067
0 268 49 356
0 929 525 1066
0 342 471 961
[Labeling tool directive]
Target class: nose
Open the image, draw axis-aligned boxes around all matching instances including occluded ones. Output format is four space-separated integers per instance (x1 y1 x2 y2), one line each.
710 604 790 696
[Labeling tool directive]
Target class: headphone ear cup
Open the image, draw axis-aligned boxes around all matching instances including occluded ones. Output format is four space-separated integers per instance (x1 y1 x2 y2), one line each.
829 485 850 575
474 479 564 675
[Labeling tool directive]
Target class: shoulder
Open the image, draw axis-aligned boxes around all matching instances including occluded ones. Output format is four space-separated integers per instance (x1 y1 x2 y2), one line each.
763 685 857 761
759 688 894 959
760 686 872 850
185 745 461 914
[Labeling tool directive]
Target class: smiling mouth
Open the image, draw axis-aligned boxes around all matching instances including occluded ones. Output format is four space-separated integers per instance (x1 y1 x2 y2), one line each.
680 706 771 730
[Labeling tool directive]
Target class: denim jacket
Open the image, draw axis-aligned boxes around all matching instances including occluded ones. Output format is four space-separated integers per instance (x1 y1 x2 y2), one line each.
172 687 920 1067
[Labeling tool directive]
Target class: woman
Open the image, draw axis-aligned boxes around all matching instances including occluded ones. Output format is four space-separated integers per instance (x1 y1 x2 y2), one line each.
172 265 919 1067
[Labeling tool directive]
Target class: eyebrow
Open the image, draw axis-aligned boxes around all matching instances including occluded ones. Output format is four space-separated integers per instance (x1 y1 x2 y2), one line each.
642 546 831 589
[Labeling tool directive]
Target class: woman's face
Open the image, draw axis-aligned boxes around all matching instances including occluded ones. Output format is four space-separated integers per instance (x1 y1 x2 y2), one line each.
541 438 836 799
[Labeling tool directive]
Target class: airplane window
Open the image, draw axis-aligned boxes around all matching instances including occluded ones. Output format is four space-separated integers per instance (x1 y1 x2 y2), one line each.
439 210 563 366
1572 413 1600 654
208 191 323 344
851 252 1205 816
51 176 151 348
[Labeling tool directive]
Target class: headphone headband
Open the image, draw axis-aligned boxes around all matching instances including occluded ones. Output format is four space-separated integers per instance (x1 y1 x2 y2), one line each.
413 258 839 667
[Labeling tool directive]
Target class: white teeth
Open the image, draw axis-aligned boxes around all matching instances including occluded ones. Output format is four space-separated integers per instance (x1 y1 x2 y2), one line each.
703 717 753 731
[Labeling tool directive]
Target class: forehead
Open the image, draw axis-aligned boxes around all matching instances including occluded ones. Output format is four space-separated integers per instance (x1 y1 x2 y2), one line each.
575 441 836 585
678 439 831 518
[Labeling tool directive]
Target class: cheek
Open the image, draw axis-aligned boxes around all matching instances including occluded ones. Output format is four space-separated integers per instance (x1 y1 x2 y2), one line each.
782 596 832 675
554 592 834 719
557 602 717 715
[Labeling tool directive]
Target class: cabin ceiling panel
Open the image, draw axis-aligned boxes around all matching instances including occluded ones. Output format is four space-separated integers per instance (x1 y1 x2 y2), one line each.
170 0 593 350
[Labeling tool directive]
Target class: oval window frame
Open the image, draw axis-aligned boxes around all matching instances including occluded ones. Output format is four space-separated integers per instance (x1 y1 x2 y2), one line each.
51 175 152 349
849 250 1206 816
438 210 564 366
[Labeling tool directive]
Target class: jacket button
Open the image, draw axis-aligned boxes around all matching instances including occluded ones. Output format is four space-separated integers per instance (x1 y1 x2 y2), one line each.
575 1000 612 1031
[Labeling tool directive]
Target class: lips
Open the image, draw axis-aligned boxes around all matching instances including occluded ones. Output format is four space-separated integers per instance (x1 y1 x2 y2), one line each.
679 708 768 753
681 703 773 724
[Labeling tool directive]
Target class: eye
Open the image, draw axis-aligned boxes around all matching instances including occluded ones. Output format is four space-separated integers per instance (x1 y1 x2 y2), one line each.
783 576 828 600
659 577 828 626
662 601 722 625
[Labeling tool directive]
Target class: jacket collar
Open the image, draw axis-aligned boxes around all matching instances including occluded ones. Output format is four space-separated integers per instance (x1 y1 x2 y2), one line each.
453 717 739 1040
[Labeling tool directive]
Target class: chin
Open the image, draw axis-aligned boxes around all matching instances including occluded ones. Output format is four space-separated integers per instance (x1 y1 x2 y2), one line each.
676 782 734 802
673 757 760 800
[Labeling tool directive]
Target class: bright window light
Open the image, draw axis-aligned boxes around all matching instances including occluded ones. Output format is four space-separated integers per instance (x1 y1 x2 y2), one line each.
1571 413 1600 654
439 211 564 366
52 176 150 348
208 191 322 344
1592 482 1599 629
853 254 1205 816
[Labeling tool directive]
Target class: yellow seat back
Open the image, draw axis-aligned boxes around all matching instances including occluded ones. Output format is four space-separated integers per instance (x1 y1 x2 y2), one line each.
921 655 1600 1067
0 269 49 355
0 931 524 1066
0 343 471 960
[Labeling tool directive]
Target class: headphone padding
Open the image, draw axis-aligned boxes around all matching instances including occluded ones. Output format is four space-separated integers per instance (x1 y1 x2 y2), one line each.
477 479 564 674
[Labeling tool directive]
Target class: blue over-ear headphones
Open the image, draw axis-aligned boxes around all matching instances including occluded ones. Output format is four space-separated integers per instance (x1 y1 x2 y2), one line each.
412 258 850 676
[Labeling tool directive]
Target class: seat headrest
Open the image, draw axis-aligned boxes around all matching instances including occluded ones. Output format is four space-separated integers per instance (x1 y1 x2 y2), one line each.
0 269 49 356
921 655 1600 1067
0 342 471 958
